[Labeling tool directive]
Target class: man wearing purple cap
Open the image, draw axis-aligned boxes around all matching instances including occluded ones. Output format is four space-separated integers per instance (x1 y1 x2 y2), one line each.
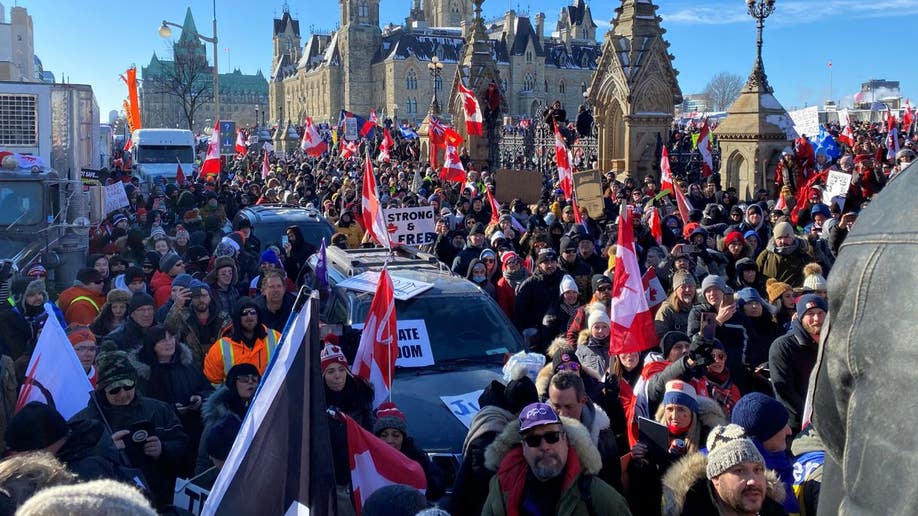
482 402 631 515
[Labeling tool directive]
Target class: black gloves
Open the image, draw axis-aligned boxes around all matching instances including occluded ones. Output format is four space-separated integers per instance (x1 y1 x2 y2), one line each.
689 334 716 368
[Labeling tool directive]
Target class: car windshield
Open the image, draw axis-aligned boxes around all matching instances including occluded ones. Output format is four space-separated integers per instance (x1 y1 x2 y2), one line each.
136 145 194 164
0 181 42 225
354 294 522 363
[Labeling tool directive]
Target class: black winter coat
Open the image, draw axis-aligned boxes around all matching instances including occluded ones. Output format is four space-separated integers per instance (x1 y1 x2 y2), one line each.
769 320 818 433
514 268 564 332
687 301 751 392
102 317 150 354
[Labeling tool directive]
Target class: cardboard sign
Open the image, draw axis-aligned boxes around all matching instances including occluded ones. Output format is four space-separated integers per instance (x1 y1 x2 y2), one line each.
386 206 436 246
350 319 434 367
440 390 484 429
219 120 237 156
103 182 130 214
174 478 209 515
788 106 820 139
337 271 434 301
823 170 852 209
572 169 605 219
494 169 543 204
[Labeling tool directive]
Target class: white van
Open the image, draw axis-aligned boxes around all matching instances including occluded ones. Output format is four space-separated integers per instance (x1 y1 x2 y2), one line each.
130 129 196 189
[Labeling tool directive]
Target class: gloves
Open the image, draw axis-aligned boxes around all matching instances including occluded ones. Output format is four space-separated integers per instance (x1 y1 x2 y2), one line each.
689 334 716 368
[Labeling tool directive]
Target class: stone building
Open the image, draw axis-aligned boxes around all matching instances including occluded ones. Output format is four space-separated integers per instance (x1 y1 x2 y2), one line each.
270 0 602 126
141 8 268 132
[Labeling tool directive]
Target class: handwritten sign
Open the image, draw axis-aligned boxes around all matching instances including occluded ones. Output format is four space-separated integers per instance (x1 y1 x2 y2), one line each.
174 479 209 515
788 106 820 139
440 390 484 429
337 271 434 301
386 206 436 246
352 319 435 368
823 170 852 209
103 182 130 214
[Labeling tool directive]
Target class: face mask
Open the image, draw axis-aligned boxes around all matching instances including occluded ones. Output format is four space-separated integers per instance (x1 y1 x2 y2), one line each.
667 421 690 436
472 274 486 283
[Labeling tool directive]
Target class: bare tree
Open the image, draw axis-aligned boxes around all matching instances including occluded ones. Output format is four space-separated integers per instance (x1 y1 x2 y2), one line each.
703 72 744 112
146 42 211 131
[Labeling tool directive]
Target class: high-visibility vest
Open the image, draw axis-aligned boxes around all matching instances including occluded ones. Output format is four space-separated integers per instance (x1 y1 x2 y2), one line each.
218 329 279 376
70 295 100 312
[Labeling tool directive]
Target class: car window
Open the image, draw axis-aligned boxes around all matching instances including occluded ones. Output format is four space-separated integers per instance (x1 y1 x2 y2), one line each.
353 294 522 363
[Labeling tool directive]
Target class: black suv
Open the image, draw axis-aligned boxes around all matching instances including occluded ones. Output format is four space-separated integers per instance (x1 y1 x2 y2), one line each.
304 246 524 482
232 204 334 250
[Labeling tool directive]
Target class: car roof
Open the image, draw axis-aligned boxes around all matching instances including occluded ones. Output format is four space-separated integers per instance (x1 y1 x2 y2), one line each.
238 204 327 225
323 246 481 295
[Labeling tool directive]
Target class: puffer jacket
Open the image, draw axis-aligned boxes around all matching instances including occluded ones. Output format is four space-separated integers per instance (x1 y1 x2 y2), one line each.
481 417 632 516
164 296 229 366
756 237 814 287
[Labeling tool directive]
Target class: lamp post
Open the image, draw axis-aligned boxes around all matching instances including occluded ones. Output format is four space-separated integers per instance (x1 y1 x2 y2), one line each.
393 103 399 124
744 0 775 91
255 105 259 129
427 56 444 115
159 3 219 128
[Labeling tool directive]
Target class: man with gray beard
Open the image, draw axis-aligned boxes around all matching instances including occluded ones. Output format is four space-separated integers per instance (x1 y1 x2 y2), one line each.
481 402 631 515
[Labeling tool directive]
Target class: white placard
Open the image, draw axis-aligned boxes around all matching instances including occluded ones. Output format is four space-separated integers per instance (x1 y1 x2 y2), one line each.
103 182 130 214
440 390 484 429
823 170 852 209
351 319 435 367
337 271 434 301
788 106 820 139
174 479 210 515
386 206 436 246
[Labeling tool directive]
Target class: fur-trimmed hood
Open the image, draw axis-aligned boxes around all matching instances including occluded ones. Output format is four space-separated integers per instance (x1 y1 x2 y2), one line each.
484 416 602 475
128 341 195 381
534 361 603 398
580 402 611 446
694 396 728 433
201 384 240 428
661 451 786 515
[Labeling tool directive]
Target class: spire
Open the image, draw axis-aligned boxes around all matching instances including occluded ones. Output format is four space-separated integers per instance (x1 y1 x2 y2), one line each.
179 7 199 43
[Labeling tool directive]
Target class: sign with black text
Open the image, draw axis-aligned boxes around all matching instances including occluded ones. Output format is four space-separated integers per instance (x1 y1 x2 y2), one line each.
351 319 435 368
572 169 605 219
386 206 436 246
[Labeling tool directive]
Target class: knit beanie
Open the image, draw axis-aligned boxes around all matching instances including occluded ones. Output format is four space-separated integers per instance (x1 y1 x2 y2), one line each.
662 380 698 413
373 401 408 436
551 346 582 373
773 221 795 238
660 331 690 359
362 485 428 516
802 263 827 292
4 401 69 452
260 249 282 267
76 267 102 285
149 225 167 241
587 305 611 329
591 273 612 292
95 350 138 392
560 274 579 295
66 326 96 346
159 252 182 274
796 293 828 320
205 414 242 461
23 279 47 301
124 266 146 284
174 224 190 240
16 479 157 516
501 251 521 268
730 392 789 442
765 278 793 303
128 292 155 314
171 273 194 289
671 271 696 291
504 375 539 415
723 231 745 247
700 274 727 294
705 424 765 480
321 343 349 373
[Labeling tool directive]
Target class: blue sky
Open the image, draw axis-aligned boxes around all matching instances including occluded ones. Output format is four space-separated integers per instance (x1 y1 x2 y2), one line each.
21 0 912 122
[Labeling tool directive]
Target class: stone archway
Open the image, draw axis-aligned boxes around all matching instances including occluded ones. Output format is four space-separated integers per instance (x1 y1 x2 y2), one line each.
725 149 746 191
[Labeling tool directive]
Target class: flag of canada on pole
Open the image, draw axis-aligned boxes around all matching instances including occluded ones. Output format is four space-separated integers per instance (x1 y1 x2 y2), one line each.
610 206 659 354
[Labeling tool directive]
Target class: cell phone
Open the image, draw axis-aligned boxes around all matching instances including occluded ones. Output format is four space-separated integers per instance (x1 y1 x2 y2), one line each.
128 420 154 448
281 235 289 246
681 244 698 254
723 292 734 306
701 312 717 341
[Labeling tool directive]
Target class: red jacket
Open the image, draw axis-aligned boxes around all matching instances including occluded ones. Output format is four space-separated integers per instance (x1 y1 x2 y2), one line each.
149 270 173 308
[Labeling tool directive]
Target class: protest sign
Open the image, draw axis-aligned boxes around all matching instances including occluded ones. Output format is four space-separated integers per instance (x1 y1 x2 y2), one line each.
351 319 434 368
440 390 484 429
80 168 102 186
572 169 605 219
174 479 209 515
386 206 436 246
823 170 852 209
788 106 820 139
337 271 434 301
103 182 130 214
494 169 543 204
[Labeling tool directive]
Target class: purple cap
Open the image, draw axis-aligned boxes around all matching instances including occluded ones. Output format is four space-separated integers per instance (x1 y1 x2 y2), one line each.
518 402 561 432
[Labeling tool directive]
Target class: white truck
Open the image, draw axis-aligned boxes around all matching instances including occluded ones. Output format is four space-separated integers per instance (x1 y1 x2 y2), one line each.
130 128 196 189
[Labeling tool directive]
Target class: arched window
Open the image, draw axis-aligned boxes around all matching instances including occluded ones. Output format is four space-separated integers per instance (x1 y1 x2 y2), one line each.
544 80 548 93
559 80 566 94
450 1 461 26
523 73 534 91
358 0 369 17
526 51 532 63
406 70 417 90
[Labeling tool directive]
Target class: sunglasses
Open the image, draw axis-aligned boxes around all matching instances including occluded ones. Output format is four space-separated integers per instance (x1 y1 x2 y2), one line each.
596 286 612 293
483 258 495 263
241 308 258 316
106 383 135 396
712 352 727 362
522 430 563 448
556 361 580 372
237 374 260 384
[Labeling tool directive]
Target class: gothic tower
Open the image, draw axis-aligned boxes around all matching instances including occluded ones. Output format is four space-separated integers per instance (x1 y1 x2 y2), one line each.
273 4 301 72
423 0 474 28
338 0 382 114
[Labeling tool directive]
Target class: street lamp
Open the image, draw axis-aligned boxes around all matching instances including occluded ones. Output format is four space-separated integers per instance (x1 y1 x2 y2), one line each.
744 0 775 91
159 4 219 128
427 56 444 115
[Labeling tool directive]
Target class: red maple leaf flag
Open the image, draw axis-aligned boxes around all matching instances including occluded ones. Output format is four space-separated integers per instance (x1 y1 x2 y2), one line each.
301 116 328 157
648 206 662 245
838 110 855 147
200 121 221 178
175 159 186 184
554 121 573 199
641 266 666 316
697 119 713 177
345 411 426 513
440 144 467 183
673 180 694 225
610 206 659 354
904 99 914 128
428 117 446 169
235 130 247 154
660 146 674 195
341 140 358 160
123 137 132 152
377 128 394 162
361 151 392 249
351 267 397 408
486 188 501 224
457 82 483 136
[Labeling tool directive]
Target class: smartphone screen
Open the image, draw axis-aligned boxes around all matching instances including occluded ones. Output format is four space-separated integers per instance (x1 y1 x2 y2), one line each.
281 235 289 246
701 312 717 341
723 293 734 306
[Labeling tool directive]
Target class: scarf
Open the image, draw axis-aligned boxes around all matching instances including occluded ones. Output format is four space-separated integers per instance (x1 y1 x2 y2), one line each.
502 267 529 291
560 302 578 318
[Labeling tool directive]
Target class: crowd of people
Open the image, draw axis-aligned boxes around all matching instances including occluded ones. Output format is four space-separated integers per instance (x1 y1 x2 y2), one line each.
0 105 909 514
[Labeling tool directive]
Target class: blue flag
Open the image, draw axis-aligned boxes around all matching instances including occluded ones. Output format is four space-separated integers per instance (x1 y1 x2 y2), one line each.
399 125 418 139
316 238 329 295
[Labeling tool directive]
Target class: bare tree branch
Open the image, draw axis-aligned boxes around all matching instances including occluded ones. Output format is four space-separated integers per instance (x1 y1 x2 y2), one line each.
145 42 212 131
703 72 744 112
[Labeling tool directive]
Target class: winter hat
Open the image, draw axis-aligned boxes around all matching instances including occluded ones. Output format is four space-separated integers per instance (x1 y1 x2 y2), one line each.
746 204 763 216
373 401 408 436
260 249 282 267
591 273 612 292
4 401 69 452
149 225 167 241
551 346 582 373
501 251 521 268
505 375 539 415
743 230 759 241
66 326 96 346
321 343 349 373
16 479 157 516
660 331 691 359
205 414 242 461
810 203 831 218
765 278 793 303
671 271 696 291
662 379 698 413
480 248 497 262
796 293 828 320
560 274 579 295
700 274 727 294
128 292 155 314
736 287 768 308
26 263 47 277
95 350 138 392
76 267 103 285
225 363 260 388
362 484 428 516
490 230 507 244
802 263 827 292
469 223 485 236
106 288 132 305
723 231 745 247
587 305 611 329
124 266 145 284
171 273 194 290
159 252 182 274
705 424 765 480
216 236 241 257
773 221 795 238
24 279 47 300
535 248 558 265
731 392 789 442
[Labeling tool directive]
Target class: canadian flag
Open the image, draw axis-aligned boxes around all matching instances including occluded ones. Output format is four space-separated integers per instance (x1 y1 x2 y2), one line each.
904 99 914 129
660 146 674 194
235 130 247 154
123 137 132 152
16 309 93 419
261 148 270 180
301 116 328 157
697 119 713 177
610 206 659 354
673 181 694 225
486 188 501 224
345 411 426 513
440 144 467 183
887 113 900 160
648 206 663 245
554 121 573 199
351 267 397 408
341 140 358 160
175 159 186 184
360 152 392 250
428 117 447 169
641 266 667 316
457 82 483 136
200 122 221 178
775 192 787 212
837 109 855 147
378 128 394 163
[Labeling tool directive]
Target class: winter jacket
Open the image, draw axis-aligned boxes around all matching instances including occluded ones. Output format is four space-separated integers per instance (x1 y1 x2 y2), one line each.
56 284 106 326
254 292 296 332
56 417 123 481
756 237 814 287
513 268 564 334
195 384 245 475
687 301 751 393
576 331 611 376
661 451 788 516
149 270 173 308
449 405 515 516
204 256 241 319
451 244 487 277
654 300 691 338
481 417 632 516
541 300 579 347
203 324 281 384
164 298 229 366
790 427 824 516
102 317 152 354
579 401 623 493
769 320 818 433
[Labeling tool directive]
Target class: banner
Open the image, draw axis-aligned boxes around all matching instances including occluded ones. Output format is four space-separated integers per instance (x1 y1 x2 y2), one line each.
352 319 434 368
80 168 102 186
572 169 605 219
174 479 209 515
385 206 436 246
440 390 484 429
104 182 130 214
337 271 434 301
823 170 851 209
